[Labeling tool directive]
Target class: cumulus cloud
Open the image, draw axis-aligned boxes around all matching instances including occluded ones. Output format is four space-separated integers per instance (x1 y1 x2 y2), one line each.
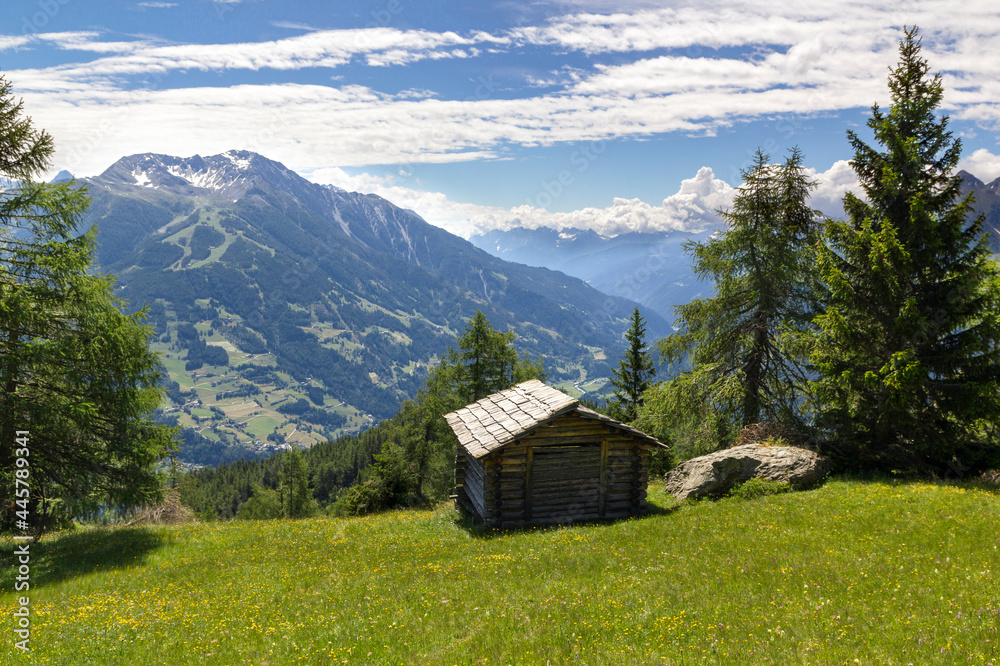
957 148 1000 184
807 160 863 219
309 165 734 238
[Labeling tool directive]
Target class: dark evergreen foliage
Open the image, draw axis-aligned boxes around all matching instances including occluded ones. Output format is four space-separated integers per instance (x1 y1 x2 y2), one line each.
609 307 656 422
812 27 1000 475
179 424 388 518
0 73 176 531
276 398 312 415
187 224 226 261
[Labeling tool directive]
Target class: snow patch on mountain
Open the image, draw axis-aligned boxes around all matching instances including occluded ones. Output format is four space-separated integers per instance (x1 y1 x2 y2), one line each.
165 164 239 191
132 168 153 188
223 150 253 171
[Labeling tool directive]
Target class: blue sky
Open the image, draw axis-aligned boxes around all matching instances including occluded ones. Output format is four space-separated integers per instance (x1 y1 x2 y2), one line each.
3 0 999 237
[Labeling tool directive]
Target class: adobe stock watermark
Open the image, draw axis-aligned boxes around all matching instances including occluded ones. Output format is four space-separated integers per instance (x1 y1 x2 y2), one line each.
20 0 71 36
11 430 33 653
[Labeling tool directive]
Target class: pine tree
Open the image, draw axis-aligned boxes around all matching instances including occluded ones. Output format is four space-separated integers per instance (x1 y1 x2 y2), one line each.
280 447 316 518
449 310 544 403
812 27 1000 475
650 148 820 444
609 307 656 422
0 73 176 530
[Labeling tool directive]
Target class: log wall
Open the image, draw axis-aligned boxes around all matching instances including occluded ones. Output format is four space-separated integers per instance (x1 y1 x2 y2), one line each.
456 449 487 522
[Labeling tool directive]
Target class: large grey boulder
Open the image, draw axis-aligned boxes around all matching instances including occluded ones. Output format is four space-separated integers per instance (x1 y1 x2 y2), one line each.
664 444 831 500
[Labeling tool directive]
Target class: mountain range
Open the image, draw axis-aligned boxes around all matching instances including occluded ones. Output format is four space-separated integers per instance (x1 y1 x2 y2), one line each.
958 170 1000 254
471 170 1000 324
79 150 667 464
469 226 717 326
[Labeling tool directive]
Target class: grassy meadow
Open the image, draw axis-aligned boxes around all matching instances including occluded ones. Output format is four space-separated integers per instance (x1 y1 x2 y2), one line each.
2 479 998 665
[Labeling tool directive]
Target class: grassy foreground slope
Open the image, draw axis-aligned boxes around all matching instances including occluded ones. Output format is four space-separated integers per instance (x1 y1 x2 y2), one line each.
2 480 998 665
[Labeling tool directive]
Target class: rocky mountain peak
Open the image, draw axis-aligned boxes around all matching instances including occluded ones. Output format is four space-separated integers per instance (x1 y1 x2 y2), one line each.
92 150 305 201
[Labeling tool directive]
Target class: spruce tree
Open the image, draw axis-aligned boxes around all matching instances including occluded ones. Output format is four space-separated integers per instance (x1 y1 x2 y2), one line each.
454 311 517 402
334 310 546 514
812 27 1000 475
609 307 655 422
652 148 820 438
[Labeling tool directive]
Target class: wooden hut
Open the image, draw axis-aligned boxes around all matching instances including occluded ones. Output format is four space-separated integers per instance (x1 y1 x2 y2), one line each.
445 379 666 527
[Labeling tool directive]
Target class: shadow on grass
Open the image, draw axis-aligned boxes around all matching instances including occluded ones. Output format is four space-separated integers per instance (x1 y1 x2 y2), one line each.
1 527 167 589
454 502 682 539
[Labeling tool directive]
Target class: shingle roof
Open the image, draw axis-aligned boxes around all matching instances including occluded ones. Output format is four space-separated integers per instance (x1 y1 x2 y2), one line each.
444 379 665 458
573 405 666 448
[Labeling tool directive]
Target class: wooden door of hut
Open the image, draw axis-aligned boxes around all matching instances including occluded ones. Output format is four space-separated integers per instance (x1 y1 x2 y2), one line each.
527 443 600 522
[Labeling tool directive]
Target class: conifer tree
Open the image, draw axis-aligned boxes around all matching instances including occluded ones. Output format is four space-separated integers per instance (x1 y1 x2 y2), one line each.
812 27 1000 475
448 310 544 403
280 447 316 518
649 148 820 445
0 73 176 530
333 310 546 514
609 307 655 422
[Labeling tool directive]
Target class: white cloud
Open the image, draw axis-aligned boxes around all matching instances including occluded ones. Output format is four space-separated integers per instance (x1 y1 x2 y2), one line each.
512 1 1000 120
271 21 318 31
5 0 997 185
35 31 153 54
511 1 1000 58
0 35 33 51
309 165 734 238
807 160 863 218
5 28 503 82
137 2 178 7
958 148 1000 184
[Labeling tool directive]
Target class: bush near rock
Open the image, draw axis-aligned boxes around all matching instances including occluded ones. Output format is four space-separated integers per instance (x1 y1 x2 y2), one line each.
664 443 831 501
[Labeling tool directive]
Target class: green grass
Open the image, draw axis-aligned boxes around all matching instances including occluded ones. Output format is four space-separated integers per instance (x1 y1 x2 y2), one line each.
243 415 280 439
3 479 998 664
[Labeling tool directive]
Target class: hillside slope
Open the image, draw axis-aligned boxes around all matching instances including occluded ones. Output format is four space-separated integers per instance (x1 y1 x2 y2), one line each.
81 151 667 461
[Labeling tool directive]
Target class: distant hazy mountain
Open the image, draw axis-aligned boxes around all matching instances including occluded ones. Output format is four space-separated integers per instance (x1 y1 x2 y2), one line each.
469 226 719 326
81 150 667 463
958 170 1000 254
472 171 1000 325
